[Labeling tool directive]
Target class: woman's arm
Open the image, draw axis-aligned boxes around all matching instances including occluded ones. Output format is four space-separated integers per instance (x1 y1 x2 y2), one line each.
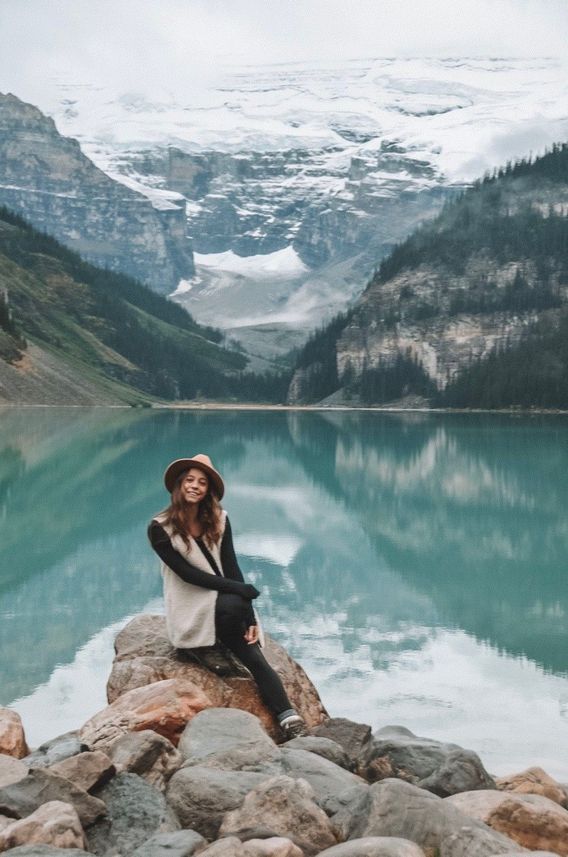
221 517 258 627
220 517 245 581
148 521 259 600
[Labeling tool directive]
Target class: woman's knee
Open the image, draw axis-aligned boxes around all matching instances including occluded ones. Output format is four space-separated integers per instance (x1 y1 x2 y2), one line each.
216 592 250 636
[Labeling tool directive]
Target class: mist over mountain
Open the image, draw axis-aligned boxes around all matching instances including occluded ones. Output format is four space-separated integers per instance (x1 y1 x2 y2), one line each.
36 56 568 357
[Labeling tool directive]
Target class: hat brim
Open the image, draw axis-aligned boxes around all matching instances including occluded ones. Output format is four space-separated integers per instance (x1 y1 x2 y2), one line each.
163 458 225 499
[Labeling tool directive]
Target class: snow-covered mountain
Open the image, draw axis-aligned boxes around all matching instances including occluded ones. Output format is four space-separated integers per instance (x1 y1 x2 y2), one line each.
35 56 568 357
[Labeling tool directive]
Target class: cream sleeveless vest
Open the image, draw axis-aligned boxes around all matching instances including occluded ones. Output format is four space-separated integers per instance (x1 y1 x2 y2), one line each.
153 510 227 648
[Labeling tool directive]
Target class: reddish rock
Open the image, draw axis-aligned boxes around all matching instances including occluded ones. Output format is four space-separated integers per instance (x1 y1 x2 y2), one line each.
79 678 212 750
0 800 86 852
447 788 568 856
496 766 567 807
49 750 116 793
107 615 327 740
0 709 28 760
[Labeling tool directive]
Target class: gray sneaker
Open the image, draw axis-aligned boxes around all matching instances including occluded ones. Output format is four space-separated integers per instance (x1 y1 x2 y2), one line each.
280 714 307 740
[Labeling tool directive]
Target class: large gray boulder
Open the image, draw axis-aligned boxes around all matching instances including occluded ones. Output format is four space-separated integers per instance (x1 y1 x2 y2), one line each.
105 729 182 790
165 766 269 838
317 838 426 856
219 774 338 856
283 736 352 770
86 772 179 856
335 778 523 857
365 726 495 795
132 829 207 856
22 732 87 769
279 747 368 815
178 708 279 770
0 768 106 826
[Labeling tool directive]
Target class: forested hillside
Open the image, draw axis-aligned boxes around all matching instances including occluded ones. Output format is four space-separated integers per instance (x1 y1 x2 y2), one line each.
0 206 285 404
288 143 568 408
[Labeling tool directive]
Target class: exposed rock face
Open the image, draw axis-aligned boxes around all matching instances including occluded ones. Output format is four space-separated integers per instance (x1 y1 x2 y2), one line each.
0 801 86 853
0 93 194 293
106 615 327 740
0 709 28 759
446 789 568 856
335 262 548 389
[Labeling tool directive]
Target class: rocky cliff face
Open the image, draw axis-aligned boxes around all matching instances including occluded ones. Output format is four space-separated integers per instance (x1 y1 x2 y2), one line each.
0 93 194 293
336 260 560 389
287 147 568 403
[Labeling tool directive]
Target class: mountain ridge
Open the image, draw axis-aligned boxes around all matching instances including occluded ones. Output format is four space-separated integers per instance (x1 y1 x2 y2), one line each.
287 143 568 408
0 92 194 294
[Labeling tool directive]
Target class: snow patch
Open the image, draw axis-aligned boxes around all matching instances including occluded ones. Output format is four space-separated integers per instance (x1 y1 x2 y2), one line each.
194 245 308 279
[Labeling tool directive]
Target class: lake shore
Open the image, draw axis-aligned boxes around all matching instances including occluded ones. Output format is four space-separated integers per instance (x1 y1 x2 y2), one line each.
1 401 568 415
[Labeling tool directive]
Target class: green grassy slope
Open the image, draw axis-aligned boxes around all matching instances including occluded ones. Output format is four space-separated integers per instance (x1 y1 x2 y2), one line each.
0 206 248 404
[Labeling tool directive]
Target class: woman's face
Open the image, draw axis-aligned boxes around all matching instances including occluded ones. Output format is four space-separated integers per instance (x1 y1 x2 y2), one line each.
180 467 209 506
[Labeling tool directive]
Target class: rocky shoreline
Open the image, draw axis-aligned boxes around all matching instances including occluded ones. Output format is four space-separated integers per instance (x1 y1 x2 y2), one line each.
1 615 567 856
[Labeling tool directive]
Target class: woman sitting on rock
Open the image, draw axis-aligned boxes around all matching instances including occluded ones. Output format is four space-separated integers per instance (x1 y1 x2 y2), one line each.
148 453 306 740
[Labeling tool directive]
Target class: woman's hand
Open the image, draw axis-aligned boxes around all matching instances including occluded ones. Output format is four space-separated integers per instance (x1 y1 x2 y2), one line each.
244 625 259 645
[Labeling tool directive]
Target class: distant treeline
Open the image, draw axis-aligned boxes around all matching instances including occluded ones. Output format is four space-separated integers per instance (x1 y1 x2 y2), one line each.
439 311 568 409
375 143 568 285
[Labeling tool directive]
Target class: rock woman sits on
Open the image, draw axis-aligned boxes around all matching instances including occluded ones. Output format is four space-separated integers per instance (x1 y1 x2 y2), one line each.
148 453 306 740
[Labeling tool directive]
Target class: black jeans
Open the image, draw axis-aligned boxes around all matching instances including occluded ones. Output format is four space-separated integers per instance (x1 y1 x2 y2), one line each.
215 593 292 716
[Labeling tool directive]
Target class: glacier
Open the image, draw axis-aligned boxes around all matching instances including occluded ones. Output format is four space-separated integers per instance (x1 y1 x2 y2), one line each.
24 56 568 357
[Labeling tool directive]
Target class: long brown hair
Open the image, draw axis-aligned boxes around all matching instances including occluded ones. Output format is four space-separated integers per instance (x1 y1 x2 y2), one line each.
162 469 223 549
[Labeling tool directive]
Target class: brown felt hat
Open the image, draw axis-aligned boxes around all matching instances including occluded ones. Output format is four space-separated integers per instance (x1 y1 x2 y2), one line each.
163 453 225 499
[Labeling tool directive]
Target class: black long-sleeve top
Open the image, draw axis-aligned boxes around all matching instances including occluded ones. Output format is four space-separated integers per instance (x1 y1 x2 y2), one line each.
147 516 257 626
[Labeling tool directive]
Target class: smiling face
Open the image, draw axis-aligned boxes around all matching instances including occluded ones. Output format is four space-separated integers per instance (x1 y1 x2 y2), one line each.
180 467 209 506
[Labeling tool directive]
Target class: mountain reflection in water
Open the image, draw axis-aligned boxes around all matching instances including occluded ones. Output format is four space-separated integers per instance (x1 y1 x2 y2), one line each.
1 408 567 776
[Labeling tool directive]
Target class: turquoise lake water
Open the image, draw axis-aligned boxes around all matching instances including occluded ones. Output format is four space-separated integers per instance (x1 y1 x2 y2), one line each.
1 407 567 778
